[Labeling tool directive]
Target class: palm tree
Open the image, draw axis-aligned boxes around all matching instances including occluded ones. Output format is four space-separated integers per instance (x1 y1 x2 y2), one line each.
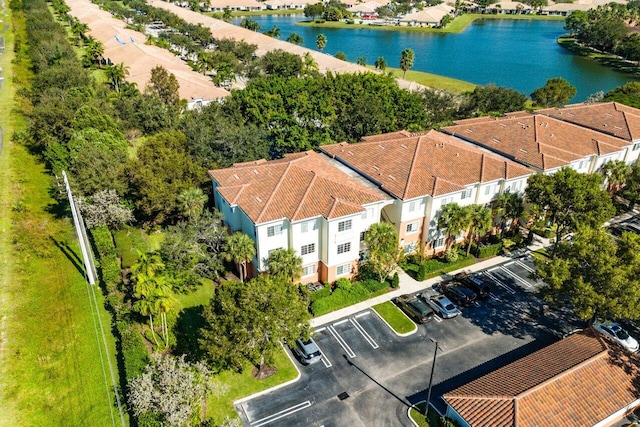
134 296 161 346
240 19 261 32
399 48 415 79
196 50 213 75
264 26 281 38
466 205 492 256
222 7 232 22
267 248 303 283
105 62 129 93
131 251 165 293
154 290 175 347
601 160 631 194
223 232 256 283
177 187 208 220
302 52 319 76
85 39 105 68
287 32 304 45
494 192 524 235
316 34 327 52
335 51 347 61
356 56 367 66
437 203 470 251
374 56 387 71
71 20 89 44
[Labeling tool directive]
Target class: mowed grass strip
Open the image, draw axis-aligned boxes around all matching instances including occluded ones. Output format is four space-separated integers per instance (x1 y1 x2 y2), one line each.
0 8 121 426
373 301 416 334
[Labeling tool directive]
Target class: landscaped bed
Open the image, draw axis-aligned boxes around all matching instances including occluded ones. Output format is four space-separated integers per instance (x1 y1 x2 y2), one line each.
372 301 416 335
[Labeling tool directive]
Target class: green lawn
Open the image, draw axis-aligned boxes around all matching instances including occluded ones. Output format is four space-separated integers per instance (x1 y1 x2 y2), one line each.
381 66 476 93
113 225 150 268
0 10 121 426
373 301 416 334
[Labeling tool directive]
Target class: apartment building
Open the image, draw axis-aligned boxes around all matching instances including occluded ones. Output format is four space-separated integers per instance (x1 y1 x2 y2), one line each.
320 130 533 255
209 151 392 283
442 111 633 175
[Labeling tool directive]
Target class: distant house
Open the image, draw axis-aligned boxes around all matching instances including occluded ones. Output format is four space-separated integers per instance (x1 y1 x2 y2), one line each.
442 111 636 175
485 1 532 14
320 130 533 255
399 4 454 27
444 328 640 427
263 0 316 10
209 151 392 283
201 0 265 12
347 1 383 17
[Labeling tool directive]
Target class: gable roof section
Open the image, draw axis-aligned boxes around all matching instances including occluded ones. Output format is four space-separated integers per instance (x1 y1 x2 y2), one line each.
209 151 387 224
320 130 533 200
444 329 640 427
536 102 640 142
442 113 628 171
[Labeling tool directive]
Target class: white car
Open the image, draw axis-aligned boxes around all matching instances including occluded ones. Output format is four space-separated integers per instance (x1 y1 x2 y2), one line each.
593 321 639 352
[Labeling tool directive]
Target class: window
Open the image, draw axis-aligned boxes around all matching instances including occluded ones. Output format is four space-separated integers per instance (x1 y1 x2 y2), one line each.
338 219 352 232
337 242 351 254
406 222 419 234
441 197 452 207
484 185 493 195
267 224 283 237
301 220 317 233
300 243 315 256
634 143 640 151
513 180 522 192
360 231 366 242
404 242 417 254
434 237 445 248
336 263 351 276
461 188 472 199
302 264 316 277
409 201 417 212
268 248 283 257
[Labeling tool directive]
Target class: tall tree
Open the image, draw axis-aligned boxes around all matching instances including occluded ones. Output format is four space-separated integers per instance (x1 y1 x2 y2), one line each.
222 7 232 22
356 56 367 66
85 38 104 67
494 192 524 235
200 275 311 375
525 168 615 249
399 48 415 79
105 62 130 93
364 222 401 282
601 160 631 194
530 77 577 107
264 26 281 38
374 56 387 71
302 52 319 76
240 18 260 32
535 227 640 321
466 205 492 256
177 187 207 219
316 33 327 52
437 203 470 251
223 232 256 283
146 65 181 108
267 248 303 283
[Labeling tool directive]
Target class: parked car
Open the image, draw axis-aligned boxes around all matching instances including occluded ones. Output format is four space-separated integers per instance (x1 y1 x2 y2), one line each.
441 283 477 307
459 273 492 300
593 321 639 352
610 222 640 237
422 293 460 319
395 294 435 324
292 337 323 365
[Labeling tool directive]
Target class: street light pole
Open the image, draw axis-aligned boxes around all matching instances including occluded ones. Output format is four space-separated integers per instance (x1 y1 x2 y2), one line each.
426 338 440 421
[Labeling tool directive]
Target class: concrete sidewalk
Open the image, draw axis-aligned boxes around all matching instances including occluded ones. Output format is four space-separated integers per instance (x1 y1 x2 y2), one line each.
310 235 550 328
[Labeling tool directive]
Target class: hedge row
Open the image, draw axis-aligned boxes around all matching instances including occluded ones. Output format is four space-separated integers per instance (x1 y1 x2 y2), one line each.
471 242 502 258
412 252 476 281
309 277 395 316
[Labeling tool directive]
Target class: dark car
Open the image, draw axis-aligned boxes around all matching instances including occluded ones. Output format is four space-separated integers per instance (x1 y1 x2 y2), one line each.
441 283 477 307
395 294 435 324
460 274 492 300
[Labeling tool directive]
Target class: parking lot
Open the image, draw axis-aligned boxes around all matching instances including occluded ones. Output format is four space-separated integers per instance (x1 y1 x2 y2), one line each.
235 255 583 427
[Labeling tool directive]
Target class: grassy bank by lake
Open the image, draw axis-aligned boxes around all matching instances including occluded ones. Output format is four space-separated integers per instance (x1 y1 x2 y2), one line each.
297 13 564 34
558 35 640 78
380 66 476 93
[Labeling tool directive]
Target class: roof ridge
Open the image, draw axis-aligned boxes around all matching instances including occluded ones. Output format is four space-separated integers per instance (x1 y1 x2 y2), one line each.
256 162 295 223
403 136 426 199
479 153 486 182
291 172 319 220
515 348 607 401
444 394 515 401
326 196 340 219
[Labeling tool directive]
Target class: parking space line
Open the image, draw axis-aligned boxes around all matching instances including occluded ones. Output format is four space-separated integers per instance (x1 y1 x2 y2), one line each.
355 311 370 318
333 319 349 326
516 260 535 273
499 266 532 288
489 293 501 302
249 400 312 427
473 301 481 307
328 325 356 358
318 346 332 368
350 318 379 349
433 315 443 323
314 327 326 333
486 271 516 294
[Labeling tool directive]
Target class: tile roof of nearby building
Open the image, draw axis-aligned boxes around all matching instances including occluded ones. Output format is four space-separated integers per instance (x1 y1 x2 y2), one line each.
67 0 230 102
209 151 389 224
536 102 640 142
444 328 640 427
320 129 533 200
442 112 629 171
400 4 454 23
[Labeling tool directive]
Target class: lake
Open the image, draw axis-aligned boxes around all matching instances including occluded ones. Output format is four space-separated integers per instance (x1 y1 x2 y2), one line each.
233 15 634 101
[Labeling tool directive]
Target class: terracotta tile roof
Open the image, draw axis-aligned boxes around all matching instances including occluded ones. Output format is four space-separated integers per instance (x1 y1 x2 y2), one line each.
320 130 533 200
444 329 640 427
442 113 628 171
536 102 640 142
209 151 388 224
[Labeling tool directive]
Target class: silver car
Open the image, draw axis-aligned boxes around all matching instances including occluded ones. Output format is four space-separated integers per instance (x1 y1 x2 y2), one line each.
292 337 323 365
423 293 460 319
593 321 639 352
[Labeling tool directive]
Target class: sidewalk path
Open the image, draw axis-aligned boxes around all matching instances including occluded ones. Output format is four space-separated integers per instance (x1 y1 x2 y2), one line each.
310 234 551 328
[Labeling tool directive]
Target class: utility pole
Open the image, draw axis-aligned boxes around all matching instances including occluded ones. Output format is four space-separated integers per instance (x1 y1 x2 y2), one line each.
426 338 441 422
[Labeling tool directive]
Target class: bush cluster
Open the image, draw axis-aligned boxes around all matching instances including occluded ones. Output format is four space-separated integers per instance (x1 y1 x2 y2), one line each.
310 282 370 316
471 242 502 258
408 251 475 281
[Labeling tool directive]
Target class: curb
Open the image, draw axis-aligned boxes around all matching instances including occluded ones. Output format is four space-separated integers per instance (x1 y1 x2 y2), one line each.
371 304 417 337
233 341 301 405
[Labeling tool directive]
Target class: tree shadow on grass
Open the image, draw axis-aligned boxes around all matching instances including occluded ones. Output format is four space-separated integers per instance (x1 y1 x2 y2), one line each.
174 305 206 362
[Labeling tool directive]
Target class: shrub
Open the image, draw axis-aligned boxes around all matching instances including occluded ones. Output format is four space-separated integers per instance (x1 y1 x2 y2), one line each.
473 242 502 258
311 283 370 316
309 286 331 303
116 321 149 381
362 279 388 293
445 249 459 263
391 272 399 288
335 277 352 291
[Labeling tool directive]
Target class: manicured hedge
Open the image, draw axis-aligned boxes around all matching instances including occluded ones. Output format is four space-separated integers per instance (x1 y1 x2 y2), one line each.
311 282 370 316
91 226 121 288
116 320 149 381
472 242 502 258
